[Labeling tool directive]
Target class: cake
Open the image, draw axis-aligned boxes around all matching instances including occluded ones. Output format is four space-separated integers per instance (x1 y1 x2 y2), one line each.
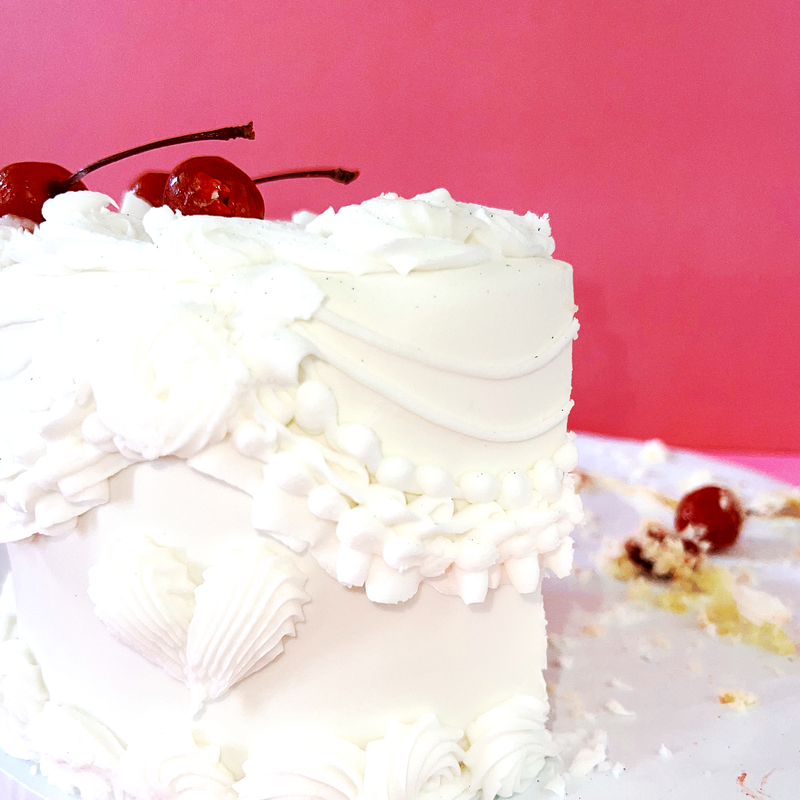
0 187 581 800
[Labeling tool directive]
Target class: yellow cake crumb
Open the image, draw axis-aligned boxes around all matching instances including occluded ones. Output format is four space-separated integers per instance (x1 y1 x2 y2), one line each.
717 688 759 712
606 521 797 657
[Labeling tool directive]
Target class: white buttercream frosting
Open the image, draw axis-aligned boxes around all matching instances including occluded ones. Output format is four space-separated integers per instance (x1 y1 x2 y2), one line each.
305 188 555 274
464 696 557 799
115 730 236 800
362 713 469 800
27 703 123 800
0 189 579 604
237 736 366 800
730 583 792 628
0 575 48 760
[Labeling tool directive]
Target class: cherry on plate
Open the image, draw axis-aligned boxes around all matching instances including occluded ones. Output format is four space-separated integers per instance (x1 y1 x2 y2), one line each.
674 484 744 553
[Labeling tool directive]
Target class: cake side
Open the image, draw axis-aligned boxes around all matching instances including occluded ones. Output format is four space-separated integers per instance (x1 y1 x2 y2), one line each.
9 460 550 757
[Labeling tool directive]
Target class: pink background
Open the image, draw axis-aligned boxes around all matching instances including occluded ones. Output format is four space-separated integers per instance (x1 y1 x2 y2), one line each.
3 1 798 454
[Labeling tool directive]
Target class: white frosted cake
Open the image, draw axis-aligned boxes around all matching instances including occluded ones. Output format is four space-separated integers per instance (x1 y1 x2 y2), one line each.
0 188 581 800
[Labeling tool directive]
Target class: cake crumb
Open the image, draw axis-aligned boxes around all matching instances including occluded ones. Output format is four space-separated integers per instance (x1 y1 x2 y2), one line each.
544 774 566 797
687 659 704 675
679 468 715 493
717 688 759 712
639 439 669 464
650 631 672 649
562 691 586 719
604 699 636 717
580 623 606 638
626 577 655 602
731 584 792 628
659 744 673 759
576 566 593 584
749 488 800 518
567 730 608 778
607 677 633 691
548 633 575 652
731 563 754 584
697 607 718 637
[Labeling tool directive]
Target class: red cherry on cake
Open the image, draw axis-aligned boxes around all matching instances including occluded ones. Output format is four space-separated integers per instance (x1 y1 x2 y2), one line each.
0 163 88 225
163 162 361 219
0 122 255 224
164 156 265 219
674 485 744 552
129 171 169 207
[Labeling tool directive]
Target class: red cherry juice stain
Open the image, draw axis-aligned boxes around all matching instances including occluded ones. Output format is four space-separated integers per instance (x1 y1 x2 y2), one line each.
737 770 774 799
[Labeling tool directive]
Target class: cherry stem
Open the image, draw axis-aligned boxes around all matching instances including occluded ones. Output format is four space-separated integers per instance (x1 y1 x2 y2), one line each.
253 167 359 186
54 122 256 192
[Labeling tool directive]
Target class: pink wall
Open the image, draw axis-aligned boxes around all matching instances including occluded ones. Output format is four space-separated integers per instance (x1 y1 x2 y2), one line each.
3 1 798 452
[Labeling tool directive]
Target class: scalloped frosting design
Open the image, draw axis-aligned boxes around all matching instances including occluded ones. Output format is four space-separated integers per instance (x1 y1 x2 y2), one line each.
186 543 311 711
87 537 196 683
0 188 579 604
87 538 310 711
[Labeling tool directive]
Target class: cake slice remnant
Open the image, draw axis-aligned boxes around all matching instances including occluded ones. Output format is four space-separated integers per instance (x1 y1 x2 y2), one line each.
603 516 796 656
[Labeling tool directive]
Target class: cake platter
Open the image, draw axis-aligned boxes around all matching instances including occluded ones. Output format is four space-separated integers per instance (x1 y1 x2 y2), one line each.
1 433 799 800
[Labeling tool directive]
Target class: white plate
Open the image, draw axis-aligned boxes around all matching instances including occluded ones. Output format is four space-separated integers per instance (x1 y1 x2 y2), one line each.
2 434 799 800
541 434 800 799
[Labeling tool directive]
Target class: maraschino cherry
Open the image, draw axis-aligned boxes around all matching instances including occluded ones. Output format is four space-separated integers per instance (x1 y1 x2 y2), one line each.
129 171 169 207
162 161 360 219
0 122 255 224
164 156 265 218
0 164 88 225
675 485 744 552
135 164 359 217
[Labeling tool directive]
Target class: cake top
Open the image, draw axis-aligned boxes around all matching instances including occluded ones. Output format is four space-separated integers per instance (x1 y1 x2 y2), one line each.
1 186 555 280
